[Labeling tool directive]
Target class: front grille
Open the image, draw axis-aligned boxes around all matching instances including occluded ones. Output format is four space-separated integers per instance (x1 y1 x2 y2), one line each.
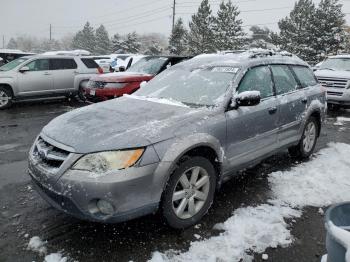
89 81 106 89
327 91 343 96
317 77 348 88
32 137 70 170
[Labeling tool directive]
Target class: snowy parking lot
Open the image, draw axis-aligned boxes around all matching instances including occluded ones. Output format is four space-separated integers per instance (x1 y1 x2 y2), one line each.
0 101 349 262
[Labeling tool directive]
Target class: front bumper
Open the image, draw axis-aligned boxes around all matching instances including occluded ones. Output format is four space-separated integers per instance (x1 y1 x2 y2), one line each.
326 87 350 107
28 153 171 223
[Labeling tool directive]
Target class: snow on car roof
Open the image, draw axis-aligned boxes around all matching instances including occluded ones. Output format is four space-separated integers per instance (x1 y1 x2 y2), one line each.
0 49 34 55
328 54 350 59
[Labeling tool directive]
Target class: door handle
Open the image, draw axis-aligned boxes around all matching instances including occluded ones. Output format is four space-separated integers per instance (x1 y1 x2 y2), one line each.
301 98 308 104
268 107 277 114
43 72 51 76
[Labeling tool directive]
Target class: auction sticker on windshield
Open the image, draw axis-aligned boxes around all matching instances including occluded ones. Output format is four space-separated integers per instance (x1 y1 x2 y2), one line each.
211 67 239 73
90 90 95 96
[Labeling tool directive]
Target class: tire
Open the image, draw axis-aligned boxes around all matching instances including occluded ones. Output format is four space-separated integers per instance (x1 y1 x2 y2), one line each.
161 156 217 229
77 81 88 102
288 116 319 159
0 86 13 109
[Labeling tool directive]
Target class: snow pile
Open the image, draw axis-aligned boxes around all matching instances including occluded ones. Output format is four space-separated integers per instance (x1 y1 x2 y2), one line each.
44 253 67 262
27 236 68 262
269 142 350 208
149 143 350 262
27 236 47 255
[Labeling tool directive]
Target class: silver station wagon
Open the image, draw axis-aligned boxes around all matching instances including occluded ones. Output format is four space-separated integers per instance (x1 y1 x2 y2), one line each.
28 50 326 228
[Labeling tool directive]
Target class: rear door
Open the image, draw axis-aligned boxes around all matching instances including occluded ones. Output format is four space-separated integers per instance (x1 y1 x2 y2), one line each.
17 58 53 95
270 64 307 145
225 65 280 169
50 58 77 92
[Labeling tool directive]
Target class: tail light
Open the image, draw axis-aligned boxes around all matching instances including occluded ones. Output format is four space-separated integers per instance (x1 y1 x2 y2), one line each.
97 67 103 74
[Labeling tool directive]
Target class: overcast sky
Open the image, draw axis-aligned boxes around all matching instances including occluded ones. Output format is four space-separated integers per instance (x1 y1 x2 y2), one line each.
1 0 350 45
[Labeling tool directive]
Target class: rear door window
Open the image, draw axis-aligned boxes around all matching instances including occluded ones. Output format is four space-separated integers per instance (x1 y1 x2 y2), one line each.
292 66 318 88
271 65 298 95
238 66 274 99
81 58 99 69
50 59 77 70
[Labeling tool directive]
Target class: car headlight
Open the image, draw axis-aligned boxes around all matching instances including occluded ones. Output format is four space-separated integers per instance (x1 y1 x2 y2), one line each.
72 149 144 173
105 82 126 88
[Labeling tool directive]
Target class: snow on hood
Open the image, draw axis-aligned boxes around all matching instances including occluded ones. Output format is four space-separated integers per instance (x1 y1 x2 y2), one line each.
314 69 350 79
42 97 204 153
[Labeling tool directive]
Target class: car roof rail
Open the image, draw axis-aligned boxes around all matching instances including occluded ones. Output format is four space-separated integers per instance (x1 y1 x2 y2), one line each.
247 49 293 59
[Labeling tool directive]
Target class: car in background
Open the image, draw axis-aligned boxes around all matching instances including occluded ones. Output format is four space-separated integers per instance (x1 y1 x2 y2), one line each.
91 55 115 73
314 54 350 109
0 48 36 64
0 55 102 109
28 50 326 228
110 54 145 72
84 55 190 101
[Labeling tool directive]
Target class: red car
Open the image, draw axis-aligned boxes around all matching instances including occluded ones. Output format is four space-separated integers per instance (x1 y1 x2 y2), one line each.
84 56 190 101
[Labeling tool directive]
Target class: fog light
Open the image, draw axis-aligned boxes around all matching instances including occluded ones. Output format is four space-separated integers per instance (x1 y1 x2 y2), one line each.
96 200 114 215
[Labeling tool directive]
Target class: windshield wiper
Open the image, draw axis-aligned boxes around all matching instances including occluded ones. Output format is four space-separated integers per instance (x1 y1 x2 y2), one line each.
319 67 335 71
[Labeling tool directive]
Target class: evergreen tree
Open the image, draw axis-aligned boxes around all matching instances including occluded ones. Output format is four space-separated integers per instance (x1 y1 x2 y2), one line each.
168 18 188 55
71 22 96 53
111 33 124 53
278 0 318 62
144 41 163 55
122 32 141 53
7 38 18 49
213 0 245 50
187 0 215 54
95 25 111 55
313 0 346 59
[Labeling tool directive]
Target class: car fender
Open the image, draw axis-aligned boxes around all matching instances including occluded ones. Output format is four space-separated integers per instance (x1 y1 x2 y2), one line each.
0 77 17 96
150 133 225 202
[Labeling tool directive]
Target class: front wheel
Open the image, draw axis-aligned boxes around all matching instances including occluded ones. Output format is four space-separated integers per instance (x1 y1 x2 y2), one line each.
0 86 13 109
289 116 319 159
161 157 217 229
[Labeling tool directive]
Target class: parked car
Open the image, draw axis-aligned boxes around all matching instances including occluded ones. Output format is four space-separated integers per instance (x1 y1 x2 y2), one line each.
110 54 145 72
84 55 190 101
0 55 102 109
314 55 350 109
28 50 326 228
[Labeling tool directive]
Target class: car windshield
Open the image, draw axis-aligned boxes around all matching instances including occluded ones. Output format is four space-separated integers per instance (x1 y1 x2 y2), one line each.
134 66 239 107
127 57 168 75
0 57 28 71
319 58 350 71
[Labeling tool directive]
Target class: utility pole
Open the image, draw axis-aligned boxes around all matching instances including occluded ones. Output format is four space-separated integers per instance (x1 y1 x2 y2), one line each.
49 24 52 41
172 0 176 31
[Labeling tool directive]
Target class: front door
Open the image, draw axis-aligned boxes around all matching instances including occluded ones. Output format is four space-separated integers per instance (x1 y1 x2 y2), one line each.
17 58 53 96
225 65 280 170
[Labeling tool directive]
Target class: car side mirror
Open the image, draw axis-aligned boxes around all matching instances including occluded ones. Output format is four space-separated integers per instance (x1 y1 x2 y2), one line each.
19 66 29 73
234 91 261 108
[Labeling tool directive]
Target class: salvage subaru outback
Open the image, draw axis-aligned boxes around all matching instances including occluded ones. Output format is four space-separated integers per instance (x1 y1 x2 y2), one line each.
28 50 326 229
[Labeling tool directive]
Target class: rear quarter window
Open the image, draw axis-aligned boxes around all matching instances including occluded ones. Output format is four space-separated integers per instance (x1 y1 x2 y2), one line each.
291 66 318 88
81 58 99 69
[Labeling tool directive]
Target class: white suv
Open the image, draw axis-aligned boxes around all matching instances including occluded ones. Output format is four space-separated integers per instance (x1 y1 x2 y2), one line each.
0 55 101 109
314 55 350 109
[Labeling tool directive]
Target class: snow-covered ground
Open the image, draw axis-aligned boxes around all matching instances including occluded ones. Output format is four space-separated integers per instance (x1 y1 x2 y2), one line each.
150 142 350 262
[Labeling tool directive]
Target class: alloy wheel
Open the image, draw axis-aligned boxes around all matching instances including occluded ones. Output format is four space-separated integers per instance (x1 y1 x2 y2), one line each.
172 166 210 219
303 121 316 153
0 90 9 107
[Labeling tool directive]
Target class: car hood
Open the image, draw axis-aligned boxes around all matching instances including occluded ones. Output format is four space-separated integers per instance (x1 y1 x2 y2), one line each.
314 69 350 79
42 96 208 153
90 71 153 83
